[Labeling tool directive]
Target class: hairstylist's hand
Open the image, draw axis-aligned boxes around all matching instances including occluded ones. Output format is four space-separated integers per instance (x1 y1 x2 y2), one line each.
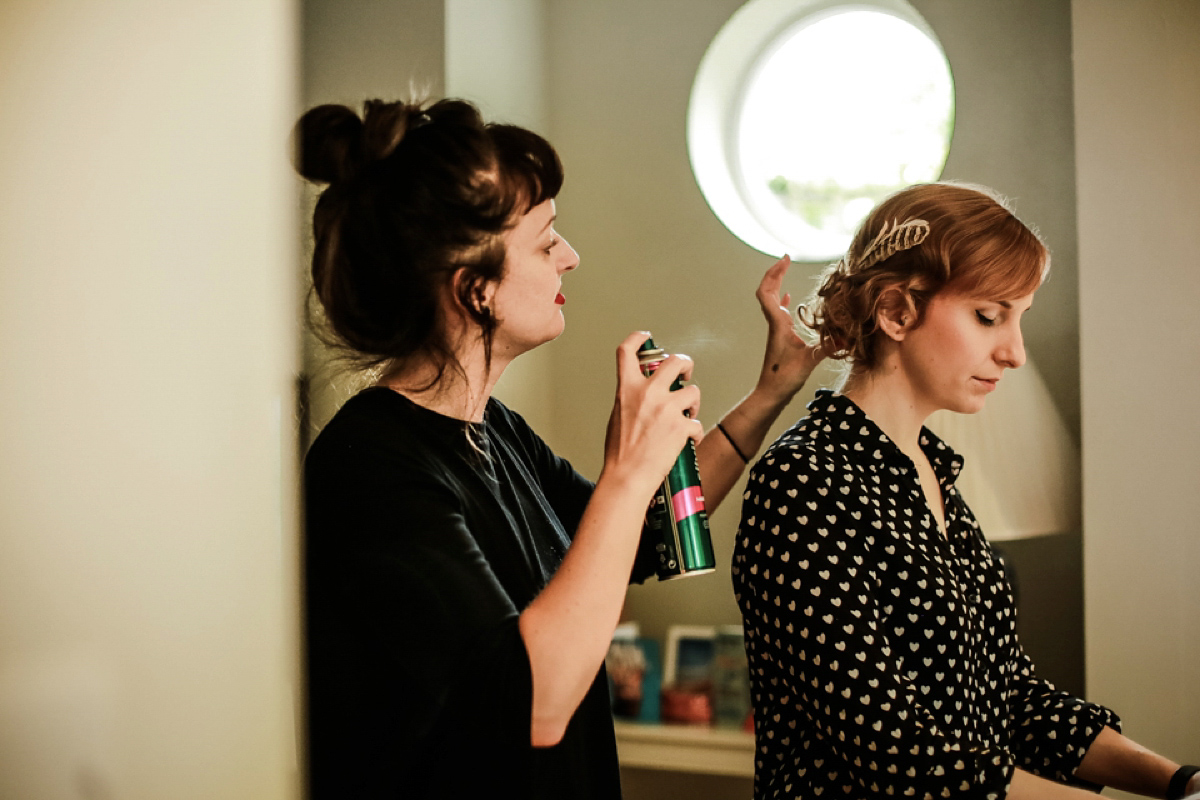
754 255 826 405
602 331 702 494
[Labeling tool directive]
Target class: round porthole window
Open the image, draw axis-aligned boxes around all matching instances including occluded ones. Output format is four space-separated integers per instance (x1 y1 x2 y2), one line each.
688 0 954 261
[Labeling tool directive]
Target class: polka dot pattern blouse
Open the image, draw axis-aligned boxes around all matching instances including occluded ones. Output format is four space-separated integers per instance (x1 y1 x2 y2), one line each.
732 391 1120 799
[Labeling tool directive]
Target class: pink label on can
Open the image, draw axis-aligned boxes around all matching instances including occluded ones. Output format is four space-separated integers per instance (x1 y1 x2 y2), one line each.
671 484 705 521
639 359 663 377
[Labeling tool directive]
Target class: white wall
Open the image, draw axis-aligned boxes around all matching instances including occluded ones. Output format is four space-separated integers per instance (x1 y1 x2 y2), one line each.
0 2 300 799
1075 0 1200 779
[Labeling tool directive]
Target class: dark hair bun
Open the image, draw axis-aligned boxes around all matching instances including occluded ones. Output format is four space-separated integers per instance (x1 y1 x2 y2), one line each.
293 104 364 185
360 100 424 164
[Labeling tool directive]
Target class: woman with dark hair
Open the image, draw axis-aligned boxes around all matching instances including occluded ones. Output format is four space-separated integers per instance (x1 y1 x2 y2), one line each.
296 98 821 798
734 182 1198 799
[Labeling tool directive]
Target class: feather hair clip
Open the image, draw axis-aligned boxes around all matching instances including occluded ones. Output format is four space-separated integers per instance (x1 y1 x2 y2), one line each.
851 218 930 272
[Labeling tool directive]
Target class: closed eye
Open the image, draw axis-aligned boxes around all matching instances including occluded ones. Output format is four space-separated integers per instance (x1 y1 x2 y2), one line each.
543 235 559 255
975 311 996 326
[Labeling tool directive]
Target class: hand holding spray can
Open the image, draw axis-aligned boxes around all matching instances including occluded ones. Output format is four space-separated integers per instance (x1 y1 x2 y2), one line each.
637 336 715 580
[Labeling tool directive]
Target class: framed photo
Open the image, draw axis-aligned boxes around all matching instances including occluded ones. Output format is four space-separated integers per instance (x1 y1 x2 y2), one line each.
663 624 716 687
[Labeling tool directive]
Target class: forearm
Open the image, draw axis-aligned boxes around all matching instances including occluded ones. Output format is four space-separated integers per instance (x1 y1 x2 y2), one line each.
1007 767 1109 799
697 384 797 511
518 469 655 746
1074 726 1186 797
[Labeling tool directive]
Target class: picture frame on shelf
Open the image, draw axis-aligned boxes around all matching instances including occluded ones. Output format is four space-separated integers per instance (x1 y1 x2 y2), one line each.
663 624 716 687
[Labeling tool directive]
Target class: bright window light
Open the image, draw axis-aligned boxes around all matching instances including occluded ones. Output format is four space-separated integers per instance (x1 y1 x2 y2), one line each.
688 0 954 261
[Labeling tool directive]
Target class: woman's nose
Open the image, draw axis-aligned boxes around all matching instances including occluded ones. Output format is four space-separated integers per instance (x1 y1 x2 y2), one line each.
997 326 1026 368
559 237 580 272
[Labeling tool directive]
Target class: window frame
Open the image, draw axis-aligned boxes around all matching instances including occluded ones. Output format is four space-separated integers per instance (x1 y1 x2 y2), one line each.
687 0 953 261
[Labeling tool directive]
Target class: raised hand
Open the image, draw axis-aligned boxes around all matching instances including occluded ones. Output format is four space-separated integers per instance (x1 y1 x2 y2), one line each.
753 255 826 405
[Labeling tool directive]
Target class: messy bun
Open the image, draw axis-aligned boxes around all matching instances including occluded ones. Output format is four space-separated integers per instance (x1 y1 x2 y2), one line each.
295 100 438 185
291 98 564 381
800 182 1048 373
294 104 364 185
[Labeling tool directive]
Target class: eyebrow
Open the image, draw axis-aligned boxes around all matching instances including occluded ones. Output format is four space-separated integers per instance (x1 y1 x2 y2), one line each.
995 299 1035 312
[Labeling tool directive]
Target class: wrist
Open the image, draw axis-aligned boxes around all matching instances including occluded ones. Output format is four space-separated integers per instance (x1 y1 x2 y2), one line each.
1167 765 1200 800
753 374 804 408
595 461 662 507
715 421 750 464
744 380 801 420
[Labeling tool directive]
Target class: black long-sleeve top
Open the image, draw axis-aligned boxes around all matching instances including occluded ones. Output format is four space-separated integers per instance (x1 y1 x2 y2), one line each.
305 387 634 799
733 390 1120 799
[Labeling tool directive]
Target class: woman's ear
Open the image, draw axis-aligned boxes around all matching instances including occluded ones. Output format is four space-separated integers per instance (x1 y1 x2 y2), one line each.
448 267 496 319
876 285 916 342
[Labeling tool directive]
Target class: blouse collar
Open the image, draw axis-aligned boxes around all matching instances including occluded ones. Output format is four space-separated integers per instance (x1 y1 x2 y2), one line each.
804 389 965 490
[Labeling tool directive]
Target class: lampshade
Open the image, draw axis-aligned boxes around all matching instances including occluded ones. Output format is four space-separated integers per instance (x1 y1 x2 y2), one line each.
925 358 1080 541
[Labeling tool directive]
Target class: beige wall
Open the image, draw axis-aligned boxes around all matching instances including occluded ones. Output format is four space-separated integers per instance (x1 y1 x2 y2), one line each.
1074 0 1200 783
0 2 300 798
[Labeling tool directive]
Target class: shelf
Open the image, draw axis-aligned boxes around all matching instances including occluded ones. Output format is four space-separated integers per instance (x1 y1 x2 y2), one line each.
613 720 756 778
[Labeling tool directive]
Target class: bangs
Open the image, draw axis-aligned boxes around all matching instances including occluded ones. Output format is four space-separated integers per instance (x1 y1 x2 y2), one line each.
945 215 1048 301
488 124 564 219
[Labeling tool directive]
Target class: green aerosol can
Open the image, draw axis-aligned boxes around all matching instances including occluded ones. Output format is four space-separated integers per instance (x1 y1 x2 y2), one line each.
638 336 715 580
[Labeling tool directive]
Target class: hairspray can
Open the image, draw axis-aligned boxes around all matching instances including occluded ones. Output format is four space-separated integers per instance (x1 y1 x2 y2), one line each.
637 336 715 580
